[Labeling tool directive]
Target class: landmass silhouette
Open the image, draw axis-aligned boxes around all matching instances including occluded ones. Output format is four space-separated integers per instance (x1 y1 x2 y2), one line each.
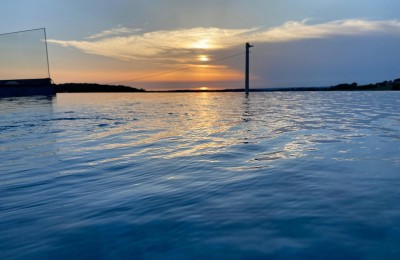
55 83 145 93
54 78 400 93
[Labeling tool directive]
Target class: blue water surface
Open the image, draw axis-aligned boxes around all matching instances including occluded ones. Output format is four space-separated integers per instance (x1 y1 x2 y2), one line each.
1 92 400 259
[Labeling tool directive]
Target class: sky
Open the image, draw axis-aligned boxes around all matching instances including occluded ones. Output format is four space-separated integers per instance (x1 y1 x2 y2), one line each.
1 0 400 90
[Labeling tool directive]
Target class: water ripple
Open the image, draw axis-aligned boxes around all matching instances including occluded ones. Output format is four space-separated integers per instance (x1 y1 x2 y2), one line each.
1 92 400 259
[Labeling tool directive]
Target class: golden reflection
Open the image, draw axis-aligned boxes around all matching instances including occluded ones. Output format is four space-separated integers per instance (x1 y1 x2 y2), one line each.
56 93 239 160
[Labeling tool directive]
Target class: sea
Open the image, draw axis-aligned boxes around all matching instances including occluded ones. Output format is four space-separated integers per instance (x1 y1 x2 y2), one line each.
1 92 400 259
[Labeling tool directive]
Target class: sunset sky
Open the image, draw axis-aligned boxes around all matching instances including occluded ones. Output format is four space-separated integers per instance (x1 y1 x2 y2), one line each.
1 0 400 90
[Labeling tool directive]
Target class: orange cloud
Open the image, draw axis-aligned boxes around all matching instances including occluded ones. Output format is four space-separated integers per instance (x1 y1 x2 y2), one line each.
51 64 243 85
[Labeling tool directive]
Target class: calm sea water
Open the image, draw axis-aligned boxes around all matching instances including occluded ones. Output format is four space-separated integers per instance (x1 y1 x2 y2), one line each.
1 92 400 259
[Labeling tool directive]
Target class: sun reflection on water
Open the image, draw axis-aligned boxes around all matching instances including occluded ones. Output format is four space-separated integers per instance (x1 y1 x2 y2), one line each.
3 92 400 259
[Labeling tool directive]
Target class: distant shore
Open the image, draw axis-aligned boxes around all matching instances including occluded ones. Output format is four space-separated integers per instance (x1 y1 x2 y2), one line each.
55 78 400 93
55 83 145 93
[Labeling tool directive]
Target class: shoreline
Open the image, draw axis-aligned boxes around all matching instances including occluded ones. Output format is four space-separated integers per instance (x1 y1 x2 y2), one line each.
54 78 400 93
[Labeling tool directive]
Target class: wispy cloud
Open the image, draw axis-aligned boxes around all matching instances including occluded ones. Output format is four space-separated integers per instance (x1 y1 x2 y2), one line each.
85 26 143 39
251 19 400 42
48 19 400 64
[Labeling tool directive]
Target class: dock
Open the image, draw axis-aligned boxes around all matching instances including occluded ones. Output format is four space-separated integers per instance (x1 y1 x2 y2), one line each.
0 78 55 97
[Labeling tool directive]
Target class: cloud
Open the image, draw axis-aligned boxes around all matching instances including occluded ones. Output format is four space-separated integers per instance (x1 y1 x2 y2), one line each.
85 26 143 39
251 19 400 42
48 19 400 64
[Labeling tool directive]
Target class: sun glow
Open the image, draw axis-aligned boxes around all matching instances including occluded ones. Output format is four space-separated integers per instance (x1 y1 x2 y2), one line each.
198 55 209 62
193 39 211 49
200 87 208 90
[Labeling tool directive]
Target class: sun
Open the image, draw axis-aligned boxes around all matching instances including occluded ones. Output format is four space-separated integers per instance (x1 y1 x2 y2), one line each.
198 55 209 62
200 87 208 91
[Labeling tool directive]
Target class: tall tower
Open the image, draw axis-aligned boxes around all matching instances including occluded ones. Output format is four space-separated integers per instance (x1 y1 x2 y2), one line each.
245 42 254 94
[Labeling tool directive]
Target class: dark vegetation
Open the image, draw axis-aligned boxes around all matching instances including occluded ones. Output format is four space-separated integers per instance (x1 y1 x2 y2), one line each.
55 83 145 93
152 78 400 92
329 78 400 91
250 78 400 92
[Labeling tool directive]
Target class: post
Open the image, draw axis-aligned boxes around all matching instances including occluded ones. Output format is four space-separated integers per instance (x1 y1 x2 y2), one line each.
43 28 51 79
245 42 254 94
